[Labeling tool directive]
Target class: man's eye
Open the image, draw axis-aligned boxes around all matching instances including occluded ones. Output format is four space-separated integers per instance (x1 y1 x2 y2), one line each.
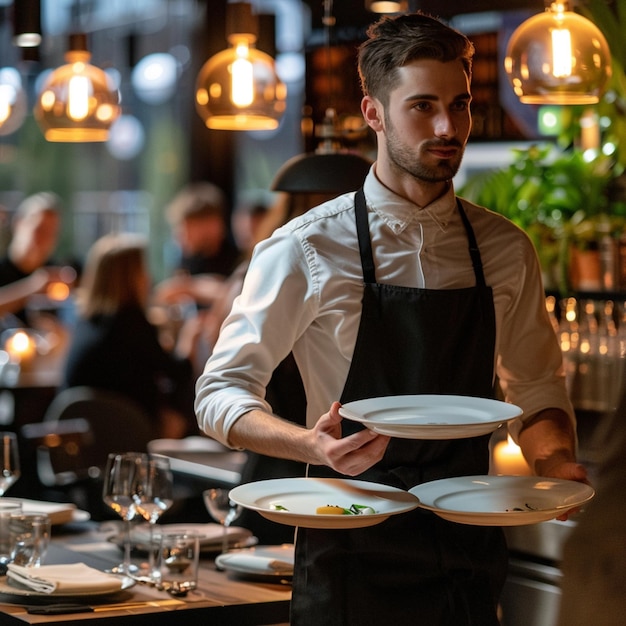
414 102 431 111
451 101 470 111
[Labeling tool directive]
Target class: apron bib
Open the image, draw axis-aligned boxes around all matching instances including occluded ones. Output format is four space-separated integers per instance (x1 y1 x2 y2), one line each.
291 190 507 625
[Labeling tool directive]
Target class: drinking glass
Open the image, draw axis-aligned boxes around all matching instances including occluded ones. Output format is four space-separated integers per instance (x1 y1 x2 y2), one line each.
0 500 22 574
0 432 20 496
203 488 242 559
134 456 173 581
10 513 51 567
102 452 148 575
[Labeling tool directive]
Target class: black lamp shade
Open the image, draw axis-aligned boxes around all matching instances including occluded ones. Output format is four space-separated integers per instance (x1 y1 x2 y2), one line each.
271 152 372 194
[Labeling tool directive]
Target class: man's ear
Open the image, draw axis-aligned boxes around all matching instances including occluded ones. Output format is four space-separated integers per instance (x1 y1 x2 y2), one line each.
361 96 384 133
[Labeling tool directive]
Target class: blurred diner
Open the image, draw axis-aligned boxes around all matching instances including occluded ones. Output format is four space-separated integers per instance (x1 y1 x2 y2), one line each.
59 232 200 440
0 192 73 329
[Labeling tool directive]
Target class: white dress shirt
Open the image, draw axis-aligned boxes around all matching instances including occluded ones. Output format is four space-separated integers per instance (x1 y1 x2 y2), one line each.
195 168 573 446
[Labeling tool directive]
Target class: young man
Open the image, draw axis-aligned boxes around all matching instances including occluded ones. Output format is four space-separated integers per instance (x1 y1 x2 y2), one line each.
196 13 587 625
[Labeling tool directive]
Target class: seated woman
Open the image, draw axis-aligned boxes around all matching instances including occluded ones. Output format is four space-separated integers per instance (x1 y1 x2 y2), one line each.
60 233 198 439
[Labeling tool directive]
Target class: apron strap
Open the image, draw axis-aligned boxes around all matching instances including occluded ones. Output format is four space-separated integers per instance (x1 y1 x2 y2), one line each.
456 197 486 287
354 189 376 284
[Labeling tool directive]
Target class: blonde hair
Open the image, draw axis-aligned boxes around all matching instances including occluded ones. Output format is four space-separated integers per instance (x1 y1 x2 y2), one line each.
78 232 148 318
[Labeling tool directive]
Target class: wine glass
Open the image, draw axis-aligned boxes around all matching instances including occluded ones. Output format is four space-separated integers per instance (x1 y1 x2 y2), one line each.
134 456 174 582
102 452 148 575
0 432 20 496
203 488 242 559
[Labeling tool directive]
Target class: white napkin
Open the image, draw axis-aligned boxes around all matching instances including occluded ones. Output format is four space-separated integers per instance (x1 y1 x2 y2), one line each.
6 563 124 594
220 552 294 573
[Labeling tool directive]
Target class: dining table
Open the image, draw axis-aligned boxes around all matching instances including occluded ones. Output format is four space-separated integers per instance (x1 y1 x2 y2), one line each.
0 519 291 625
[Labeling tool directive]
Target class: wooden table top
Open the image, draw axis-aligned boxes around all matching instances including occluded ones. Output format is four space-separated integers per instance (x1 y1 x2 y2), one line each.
0 522 291 625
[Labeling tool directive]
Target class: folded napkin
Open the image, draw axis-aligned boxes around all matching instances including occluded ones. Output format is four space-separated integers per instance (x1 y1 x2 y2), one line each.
7 563 123 595
222 553 294 573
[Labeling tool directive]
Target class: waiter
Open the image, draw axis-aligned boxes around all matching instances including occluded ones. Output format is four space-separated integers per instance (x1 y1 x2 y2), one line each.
196 12 587 625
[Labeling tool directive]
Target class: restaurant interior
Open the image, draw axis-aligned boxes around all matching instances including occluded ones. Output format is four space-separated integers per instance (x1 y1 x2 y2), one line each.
0 0 625 624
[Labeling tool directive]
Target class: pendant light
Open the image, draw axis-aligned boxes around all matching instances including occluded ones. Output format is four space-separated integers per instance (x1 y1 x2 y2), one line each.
365 1 407 13
504 1 612 105
271 0 372 194
195 2 286 131
0 67 27 136
272 107 372 193
11 0 42 48
34 33 121 142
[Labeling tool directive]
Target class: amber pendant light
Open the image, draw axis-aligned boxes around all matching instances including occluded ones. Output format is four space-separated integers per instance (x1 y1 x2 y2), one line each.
504 1 612 105
34 33 121 142
195 2 287 131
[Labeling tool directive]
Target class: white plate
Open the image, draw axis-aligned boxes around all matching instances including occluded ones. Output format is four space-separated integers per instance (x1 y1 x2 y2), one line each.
339 395 522 439
409 475 595 526
216 544 294 577
0 575 134 601
110 522 256 552
229 478 420 529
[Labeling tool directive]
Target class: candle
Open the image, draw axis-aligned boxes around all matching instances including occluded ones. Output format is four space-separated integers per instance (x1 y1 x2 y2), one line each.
4 330 37 367
492 435 532 476
46 281 71 301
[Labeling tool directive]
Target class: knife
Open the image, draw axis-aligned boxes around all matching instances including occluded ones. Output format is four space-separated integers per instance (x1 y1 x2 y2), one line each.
27 598 184 614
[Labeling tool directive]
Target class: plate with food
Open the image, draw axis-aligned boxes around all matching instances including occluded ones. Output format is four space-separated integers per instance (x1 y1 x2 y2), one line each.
409 475 595 526
229 478 419 529
339 395 522 439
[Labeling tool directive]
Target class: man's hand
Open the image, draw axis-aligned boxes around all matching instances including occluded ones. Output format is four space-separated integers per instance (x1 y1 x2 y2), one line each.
518 408 591 520
311 402 391 476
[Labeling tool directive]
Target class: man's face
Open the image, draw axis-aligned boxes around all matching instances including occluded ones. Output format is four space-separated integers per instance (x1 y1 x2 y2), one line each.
178 213 225 256
379 58 472 183
13 210 59 263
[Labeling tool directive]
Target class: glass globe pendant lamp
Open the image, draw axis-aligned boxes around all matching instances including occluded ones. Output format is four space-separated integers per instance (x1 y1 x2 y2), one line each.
0 68 27 136
504 1 612 105
195 2 286 131
34 33 121 142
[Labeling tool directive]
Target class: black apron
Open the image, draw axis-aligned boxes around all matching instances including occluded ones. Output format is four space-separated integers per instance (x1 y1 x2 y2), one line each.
290 190 507 626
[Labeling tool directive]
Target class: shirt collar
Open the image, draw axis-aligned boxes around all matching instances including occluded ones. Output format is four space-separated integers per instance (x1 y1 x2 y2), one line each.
362 166 458 235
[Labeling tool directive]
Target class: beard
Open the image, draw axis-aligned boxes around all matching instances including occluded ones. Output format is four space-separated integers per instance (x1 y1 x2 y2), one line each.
384 116 465 183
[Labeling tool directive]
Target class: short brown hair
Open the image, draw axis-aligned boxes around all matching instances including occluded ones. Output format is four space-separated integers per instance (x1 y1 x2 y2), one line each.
166 182 226 227
358 13 474 106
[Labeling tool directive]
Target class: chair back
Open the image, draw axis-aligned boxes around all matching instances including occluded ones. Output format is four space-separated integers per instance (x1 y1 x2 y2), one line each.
20 417 95 487
43 386 156 470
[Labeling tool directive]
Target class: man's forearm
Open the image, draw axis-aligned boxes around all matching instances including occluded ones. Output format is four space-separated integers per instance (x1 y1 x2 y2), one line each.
228 409 316 465
517 407 578 476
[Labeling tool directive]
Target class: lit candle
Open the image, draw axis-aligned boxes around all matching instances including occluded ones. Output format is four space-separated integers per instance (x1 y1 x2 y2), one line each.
4 330 37 367
46 281 71 301
492 435 532 476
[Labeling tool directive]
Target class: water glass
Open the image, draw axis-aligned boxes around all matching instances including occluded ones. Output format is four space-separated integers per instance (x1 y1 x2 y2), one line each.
10 513 51 567
156 532 199 597
0 499 22 572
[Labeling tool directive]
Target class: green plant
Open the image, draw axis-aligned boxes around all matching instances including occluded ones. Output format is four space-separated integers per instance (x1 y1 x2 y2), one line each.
459 144 621 294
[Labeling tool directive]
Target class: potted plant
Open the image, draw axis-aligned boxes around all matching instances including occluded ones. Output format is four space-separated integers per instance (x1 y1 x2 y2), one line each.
459 144 623 294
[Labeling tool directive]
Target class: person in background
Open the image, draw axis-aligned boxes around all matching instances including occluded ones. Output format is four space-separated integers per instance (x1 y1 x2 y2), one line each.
557 374 626 626
195 12 587 625
0 192 70 325
154 182 241 308
61 233 200 439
